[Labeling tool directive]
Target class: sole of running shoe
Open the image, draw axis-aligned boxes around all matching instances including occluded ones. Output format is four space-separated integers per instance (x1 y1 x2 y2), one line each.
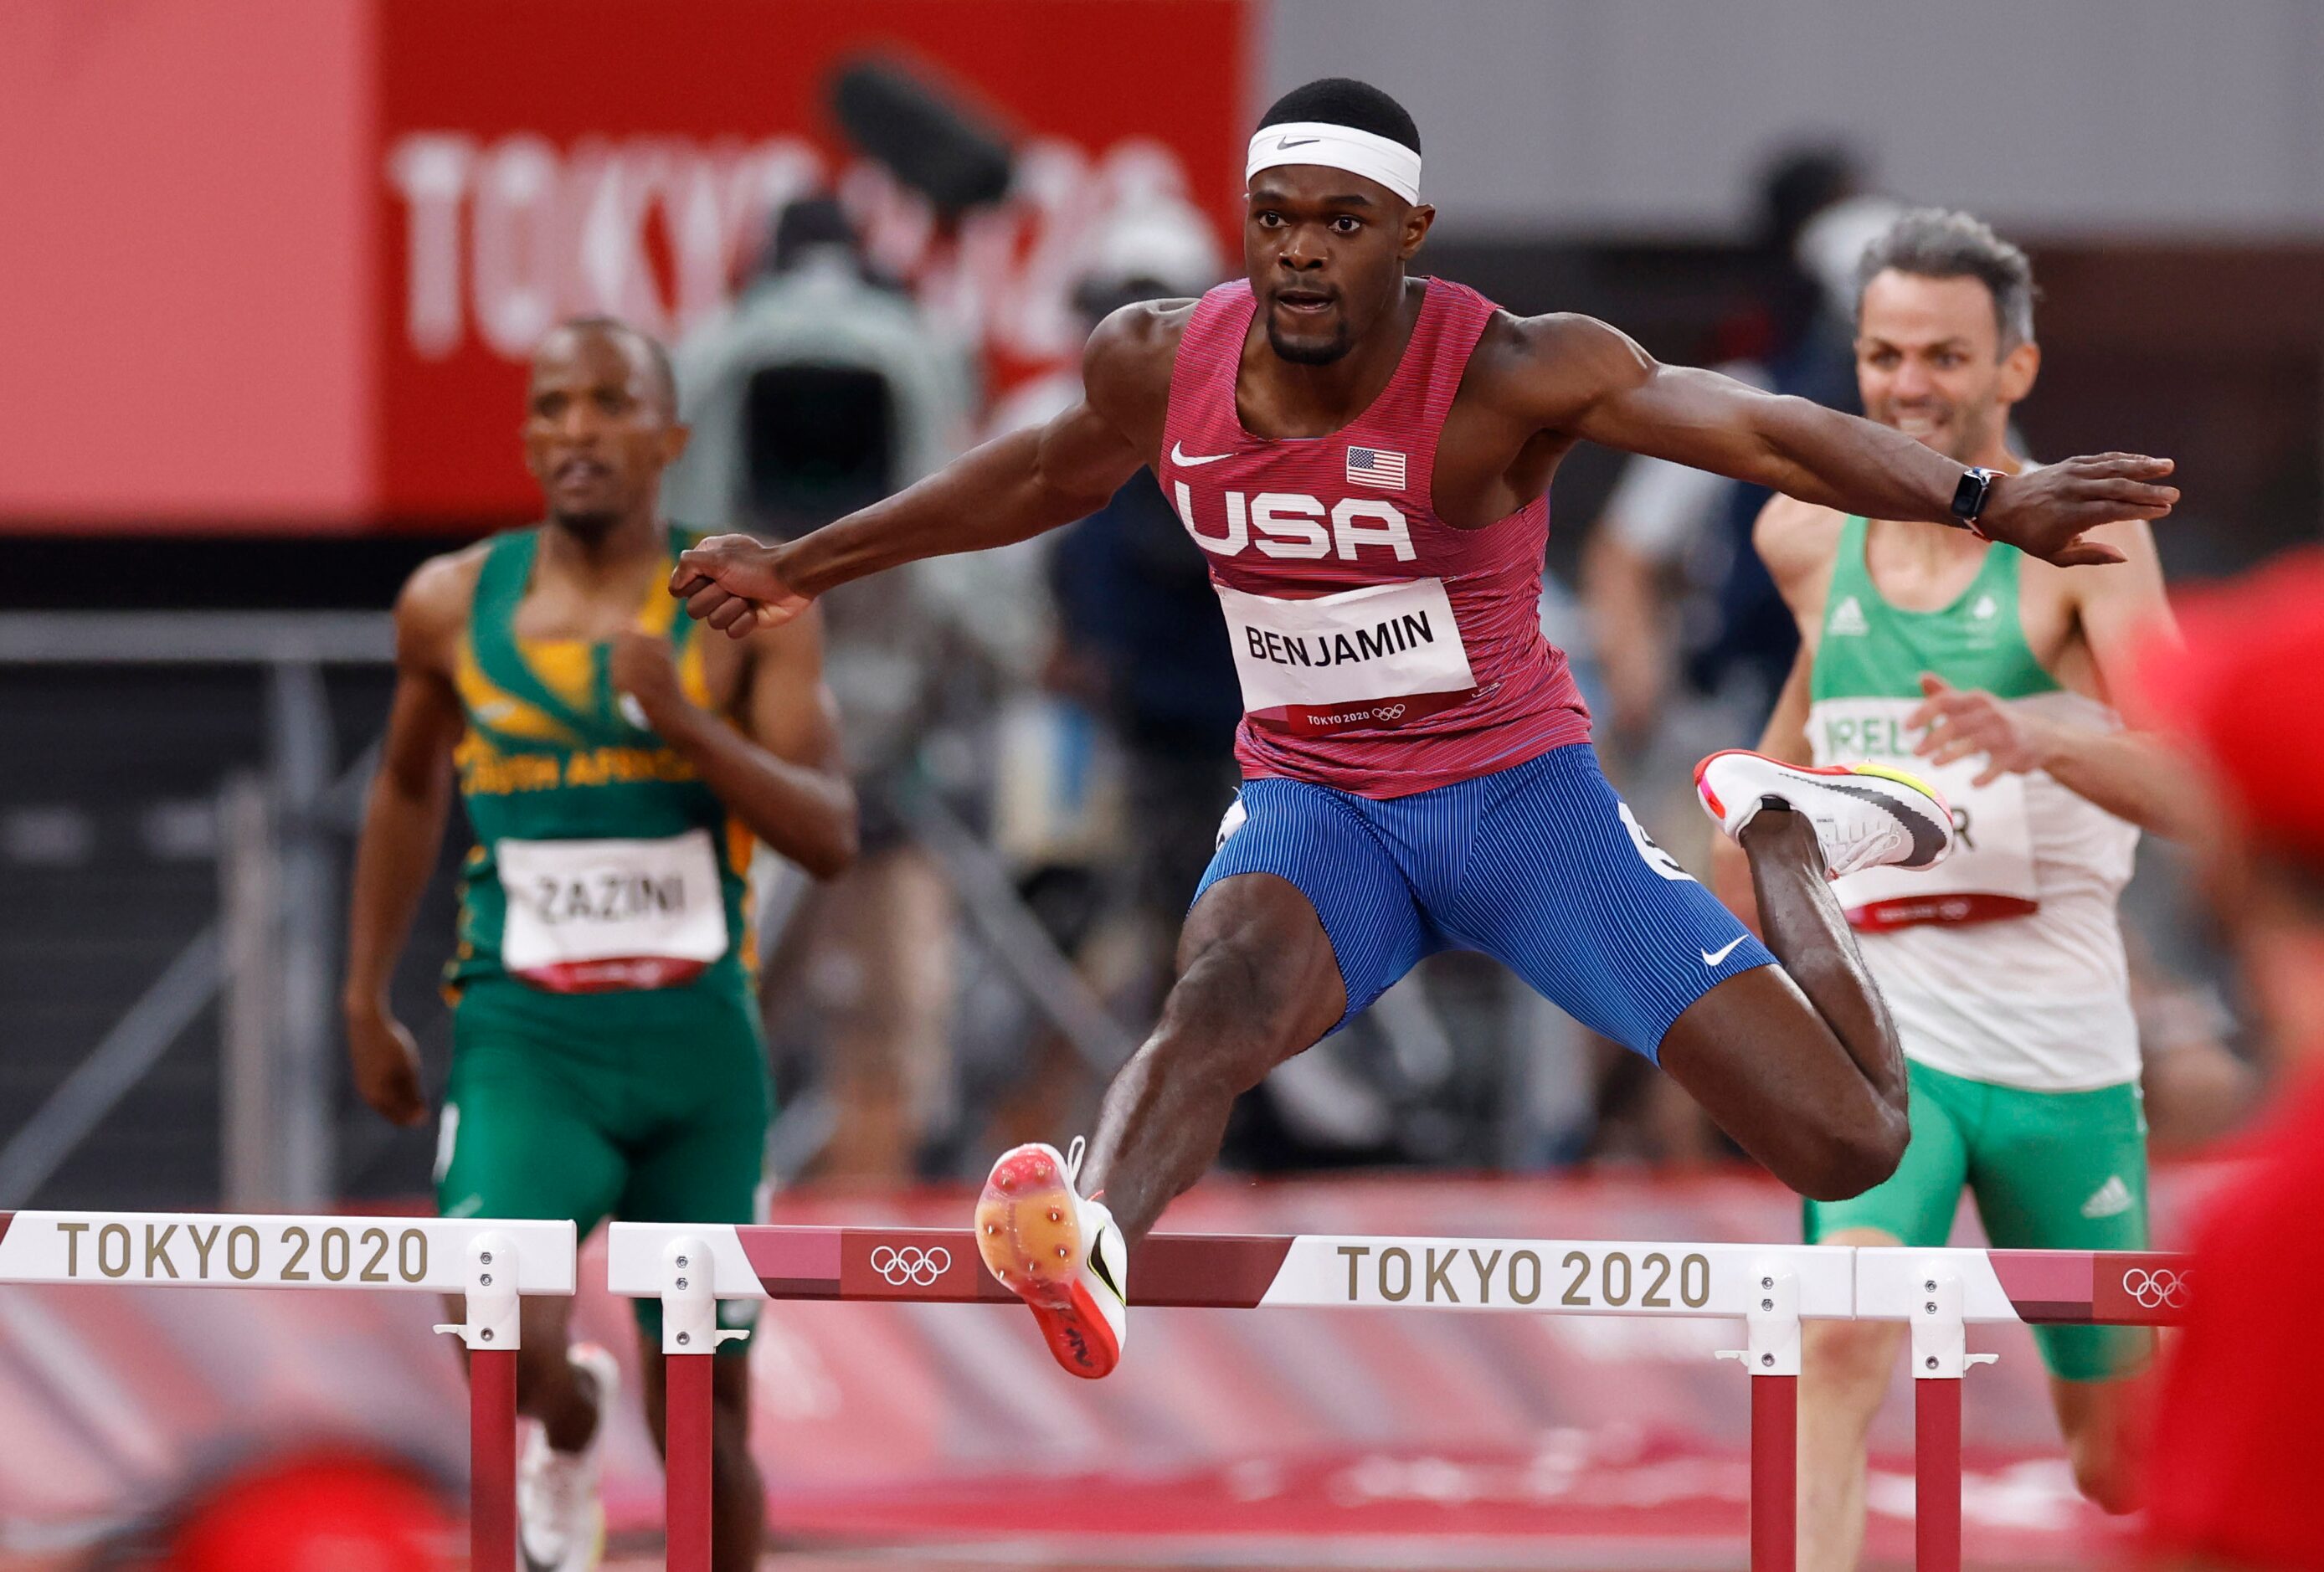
974 1145 1120 1379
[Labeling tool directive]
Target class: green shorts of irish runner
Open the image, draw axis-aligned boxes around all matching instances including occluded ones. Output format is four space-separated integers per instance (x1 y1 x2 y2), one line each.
436 978 769 1354
1805 1059 2152 1384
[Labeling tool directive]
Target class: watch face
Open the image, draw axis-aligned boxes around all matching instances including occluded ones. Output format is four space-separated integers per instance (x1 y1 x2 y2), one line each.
1952 468 1995 520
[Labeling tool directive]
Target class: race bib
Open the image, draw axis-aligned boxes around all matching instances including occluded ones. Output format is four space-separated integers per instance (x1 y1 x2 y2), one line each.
497 830 730 993
1216 578 1478 736
1816 698 2039 930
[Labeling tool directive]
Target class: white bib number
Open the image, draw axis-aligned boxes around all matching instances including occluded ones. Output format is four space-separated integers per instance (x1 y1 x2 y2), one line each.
1216 577 1477 736
498 830 730 993
1816 698 2039 929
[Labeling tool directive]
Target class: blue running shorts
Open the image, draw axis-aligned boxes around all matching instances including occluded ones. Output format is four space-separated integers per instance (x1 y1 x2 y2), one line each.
1194 743 1776 1061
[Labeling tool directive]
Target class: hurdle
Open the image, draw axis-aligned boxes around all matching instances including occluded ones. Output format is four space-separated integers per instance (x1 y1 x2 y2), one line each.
609 1221 2188 1572
0 1209 575 1568
1855 1245 2188 1571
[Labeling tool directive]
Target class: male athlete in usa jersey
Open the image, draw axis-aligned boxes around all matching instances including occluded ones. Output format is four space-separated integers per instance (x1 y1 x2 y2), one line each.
673 80 2178 1379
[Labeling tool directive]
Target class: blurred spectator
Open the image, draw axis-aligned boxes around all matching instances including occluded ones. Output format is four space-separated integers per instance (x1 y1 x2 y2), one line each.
664 197 979 1184
1031 203 1234 1010
2126 917 2256 1157
957 200 1235 1153
2135 551 2324 1569
1576 147 1896 1172
1581 148 1892 759
1580 357 1771 760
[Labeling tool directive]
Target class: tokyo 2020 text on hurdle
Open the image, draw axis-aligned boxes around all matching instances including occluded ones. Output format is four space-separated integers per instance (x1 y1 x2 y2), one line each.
0 1209 578 1570
609 1222 2188 1572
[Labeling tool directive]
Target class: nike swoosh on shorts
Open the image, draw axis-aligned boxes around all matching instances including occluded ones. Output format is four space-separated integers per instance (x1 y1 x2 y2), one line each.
1700 936 1746 966
1170 442 1231 466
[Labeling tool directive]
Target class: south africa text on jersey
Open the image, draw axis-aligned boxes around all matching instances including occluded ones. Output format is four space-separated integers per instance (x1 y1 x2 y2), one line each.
458 742 702 795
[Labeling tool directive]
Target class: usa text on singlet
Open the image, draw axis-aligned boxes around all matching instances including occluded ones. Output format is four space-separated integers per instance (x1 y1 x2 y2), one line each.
1159 278 1589 798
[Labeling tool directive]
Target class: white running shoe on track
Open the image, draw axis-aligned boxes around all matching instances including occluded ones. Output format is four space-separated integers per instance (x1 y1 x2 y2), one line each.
518 1343 616 1572
974 1138 1129 1379
1695 749 1954 879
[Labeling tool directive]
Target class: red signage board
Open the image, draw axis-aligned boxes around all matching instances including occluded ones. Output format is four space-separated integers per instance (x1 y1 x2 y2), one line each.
373 0 1252 523
0 0 1252 531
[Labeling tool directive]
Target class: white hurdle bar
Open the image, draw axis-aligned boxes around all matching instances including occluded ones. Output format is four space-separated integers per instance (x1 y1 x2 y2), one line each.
608 1224 2190 1572
0 1210 576 1569
611 1227 1852 1570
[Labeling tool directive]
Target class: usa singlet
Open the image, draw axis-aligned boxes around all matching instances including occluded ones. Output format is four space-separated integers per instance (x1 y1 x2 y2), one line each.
1159 277 1590 797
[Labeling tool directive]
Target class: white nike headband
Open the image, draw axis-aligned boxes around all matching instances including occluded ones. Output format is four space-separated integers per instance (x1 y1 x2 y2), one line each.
1246 121 1422 204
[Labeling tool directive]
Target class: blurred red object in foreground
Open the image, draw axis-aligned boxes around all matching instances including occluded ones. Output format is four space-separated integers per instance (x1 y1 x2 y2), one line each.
2132 547 2324 876
117 1448 458 1571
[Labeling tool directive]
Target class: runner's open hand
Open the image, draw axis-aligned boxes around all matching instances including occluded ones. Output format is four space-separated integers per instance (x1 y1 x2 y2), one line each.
1909 673 2059 786
1975 455 2177 568
669 534 812 639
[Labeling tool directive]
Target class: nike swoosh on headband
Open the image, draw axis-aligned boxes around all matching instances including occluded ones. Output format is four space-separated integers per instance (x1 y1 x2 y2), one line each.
1247 121 1421 204
1170 442 1232 466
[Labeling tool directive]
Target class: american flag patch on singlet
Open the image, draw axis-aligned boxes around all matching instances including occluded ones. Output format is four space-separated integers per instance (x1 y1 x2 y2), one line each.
1345 446 1406 489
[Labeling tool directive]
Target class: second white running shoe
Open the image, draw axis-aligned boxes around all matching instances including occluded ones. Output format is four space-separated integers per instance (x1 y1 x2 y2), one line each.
518 1342 617 1572
1695 749 1954 879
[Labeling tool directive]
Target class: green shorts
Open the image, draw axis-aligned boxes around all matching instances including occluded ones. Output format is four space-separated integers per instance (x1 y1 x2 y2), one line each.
1805 1058 2152 1384
438 978 770 1353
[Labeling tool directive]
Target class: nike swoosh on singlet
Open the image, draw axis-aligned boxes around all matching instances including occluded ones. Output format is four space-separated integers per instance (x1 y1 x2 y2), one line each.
1700 936 1746 967
1170 442 1232 466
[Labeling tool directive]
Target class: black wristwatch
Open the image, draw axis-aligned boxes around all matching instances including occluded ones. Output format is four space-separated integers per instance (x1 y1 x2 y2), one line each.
1951 466 2004 539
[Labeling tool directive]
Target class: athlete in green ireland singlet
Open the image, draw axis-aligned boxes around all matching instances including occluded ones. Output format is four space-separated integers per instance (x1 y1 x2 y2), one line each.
342 319 856 1572
1726 212 2192 1571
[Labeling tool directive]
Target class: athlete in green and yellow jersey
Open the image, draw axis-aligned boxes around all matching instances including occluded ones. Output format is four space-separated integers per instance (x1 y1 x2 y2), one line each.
1725 212 2191 1571
343 317 856 1572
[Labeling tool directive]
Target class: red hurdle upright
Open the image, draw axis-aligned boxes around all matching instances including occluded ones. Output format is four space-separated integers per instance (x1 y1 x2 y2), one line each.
1720 1258 1802 1572
1906 1265 1990 1572
655 1230 750 1572
434 1229 529 1572
1857 1246 2192 1572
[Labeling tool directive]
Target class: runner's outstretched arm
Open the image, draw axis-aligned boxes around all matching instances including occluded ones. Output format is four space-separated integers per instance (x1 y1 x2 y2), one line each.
609 609 858 877
670 302 1175 637
1909 518 2203 839
342 557 471 1128
1514 316 2179 568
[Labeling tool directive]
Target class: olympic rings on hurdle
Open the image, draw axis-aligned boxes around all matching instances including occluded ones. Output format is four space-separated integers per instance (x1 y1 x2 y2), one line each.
869 1245 951 1286
2123 1265 2190 1309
